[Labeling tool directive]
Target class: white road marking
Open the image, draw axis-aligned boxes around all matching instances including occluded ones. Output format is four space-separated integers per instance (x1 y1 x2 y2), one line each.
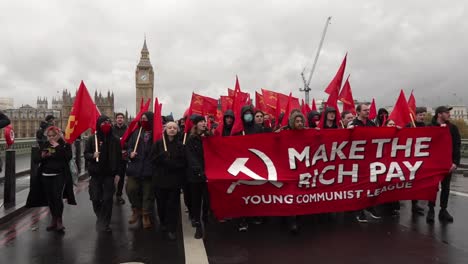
450 190 468 198
181 194 209 264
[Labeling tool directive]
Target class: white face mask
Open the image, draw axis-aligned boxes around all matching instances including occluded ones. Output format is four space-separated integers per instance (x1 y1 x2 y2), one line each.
243 113 253 122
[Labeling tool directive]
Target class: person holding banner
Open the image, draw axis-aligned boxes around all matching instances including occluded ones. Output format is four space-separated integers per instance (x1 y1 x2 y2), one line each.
84 115 122 232
323 107 339 129
186 114 211 239
307 111 320 129
427 106 461 223
340 111 355 128
375 108 389 127
348 104 381 222
410 107 427 215
126 112 156 229
152 121 187 240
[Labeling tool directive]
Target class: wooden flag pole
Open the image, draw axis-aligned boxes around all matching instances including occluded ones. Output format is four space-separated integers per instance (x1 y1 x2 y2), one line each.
133 127 143 153
94 134 99 162
340 120 345 128
409 113 416 127
162 134 167 151
183 132 187 145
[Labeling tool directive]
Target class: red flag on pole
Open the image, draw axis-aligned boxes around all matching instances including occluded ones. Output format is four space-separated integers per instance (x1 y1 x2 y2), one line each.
281 93 293 127
369 98 377 120
311 98 317 111
153 97 163 143
301 99 310 127
230 77 246 136
338 75 356 114
324 54 347 95
408 90 416 119
389 90 412 127
120 99 151 147
139 98 144 111
64 81 100 143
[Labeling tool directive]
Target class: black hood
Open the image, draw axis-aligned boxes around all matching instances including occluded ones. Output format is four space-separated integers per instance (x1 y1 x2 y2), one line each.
307 111 320 128
241 105 254 126
223 109 235 125
324 107 337 121
139 111 154 130
96 115 112 138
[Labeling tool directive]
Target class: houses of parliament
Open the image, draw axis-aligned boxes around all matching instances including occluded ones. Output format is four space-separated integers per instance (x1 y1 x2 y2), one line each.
1 39 154 139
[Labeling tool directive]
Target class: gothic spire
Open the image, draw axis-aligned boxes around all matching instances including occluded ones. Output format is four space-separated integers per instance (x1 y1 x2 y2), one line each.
138 37 152 68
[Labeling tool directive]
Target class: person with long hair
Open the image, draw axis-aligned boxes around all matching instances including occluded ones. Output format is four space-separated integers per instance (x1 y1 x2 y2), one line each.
152 121 187 240
26 126 76 233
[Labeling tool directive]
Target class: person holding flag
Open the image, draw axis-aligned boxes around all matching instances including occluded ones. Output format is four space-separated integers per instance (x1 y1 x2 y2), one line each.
152 121 187 240
126 112 156 229
84 115 122 233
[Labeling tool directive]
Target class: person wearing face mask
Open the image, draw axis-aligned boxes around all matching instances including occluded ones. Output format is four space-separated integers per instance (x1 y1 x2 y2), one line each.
186 114 211 239
126 112 155 229
238 105 263 135
152 122 187 240
26 126 76 233
84 115 122 232
307 111 320 129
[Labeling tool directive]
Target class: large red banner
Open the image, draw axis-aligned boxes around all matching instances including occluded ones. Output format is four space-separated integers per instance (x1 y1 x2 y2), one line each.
203 127 452 219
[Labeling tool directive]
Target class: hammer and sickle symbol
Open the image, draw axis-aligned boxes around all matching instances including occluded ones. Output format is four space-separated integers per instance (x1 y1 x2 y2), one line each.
226 148 283 194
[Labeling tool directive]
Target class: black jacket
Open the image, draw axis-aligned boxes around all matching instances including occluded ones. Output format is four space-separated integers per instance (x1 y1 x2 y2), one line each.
84 115 122 177
185 133 206 183
349 118 376 127
0 111 10 129
126 128 154 178
431 118 461 166
152 133 187 188
113 124 128 139
26 138 77 207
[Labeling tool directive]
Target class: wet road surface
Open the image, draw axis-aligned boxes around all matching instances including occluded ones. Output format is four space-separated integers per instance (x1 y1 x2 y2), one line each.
1 175 468 263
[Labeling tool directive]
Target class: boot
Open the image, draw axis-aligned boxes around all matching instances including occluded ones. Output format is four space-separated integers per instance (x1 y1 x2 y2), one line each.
142 210 153 229
194 226 203 239
426 207 435 223
128 208 141 224
46 217 57 231
438 208 454 222
56 217 65 233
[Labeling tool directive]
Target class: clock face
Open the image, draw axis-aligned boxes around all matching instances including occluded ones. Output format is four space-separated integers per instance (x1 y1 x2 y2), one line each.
140 73 148 81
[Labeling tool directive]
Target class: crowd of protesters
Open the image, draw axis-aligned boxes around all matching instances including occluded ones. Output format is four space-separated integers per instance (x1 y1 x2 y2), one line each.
3 100 458 241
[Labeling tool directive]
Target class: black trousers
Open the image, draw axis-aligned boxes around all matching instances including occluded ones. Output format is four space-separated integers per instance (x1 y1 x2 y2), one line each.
190 182 209 226
116 163 127 197
156 187 181 232
183 184 192 215
429 173 452 209
41 175 65 218
89 176 115 226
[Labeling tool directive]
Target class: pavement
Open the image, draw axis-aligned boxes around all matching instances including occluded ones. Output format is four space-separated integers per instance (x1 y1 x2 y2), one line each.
0 165 468 263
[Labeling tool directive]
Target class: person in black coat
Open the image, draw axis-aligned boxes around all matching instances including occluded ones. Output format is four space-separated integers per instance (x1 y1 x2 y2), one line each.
152 121 187 240
0 110 10 129
427 106 461 223
26 126 76 233
126 112 155 229
84 115 121 232
186 114 210 239
113 112 128 205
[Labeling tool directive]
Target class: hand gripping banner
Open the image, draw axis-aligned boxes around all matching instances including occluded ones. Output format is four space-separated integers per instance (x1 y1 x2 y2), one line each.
203 127 452 219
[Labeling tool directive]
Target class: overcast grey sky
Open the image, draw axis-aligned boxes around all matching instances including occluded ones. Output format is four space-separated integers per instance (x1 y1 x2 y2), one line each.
1 0 467 117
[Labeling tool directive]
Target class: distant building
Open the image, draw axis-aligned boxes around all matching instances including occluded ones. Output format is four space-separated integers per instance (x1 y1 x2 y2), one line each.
135 38 155 114
1 92 114 139
0 97 14 110
450 105 468 123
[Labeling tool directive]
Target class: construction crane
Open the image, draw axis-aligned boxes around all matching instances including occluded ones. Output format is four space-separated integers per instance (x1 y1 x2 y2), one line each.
300 16 332 105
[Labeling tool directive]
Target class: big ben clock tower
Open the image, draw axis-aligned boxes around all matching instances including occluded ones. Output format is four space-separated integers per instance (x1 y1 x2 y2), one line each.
135 38 154 113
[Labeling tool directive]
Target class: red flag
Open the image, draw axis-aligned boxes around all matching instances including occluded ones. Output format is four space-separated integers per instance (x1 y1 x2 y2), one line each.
220 96 233 112
369 98 377 120
408 91 416 119
64 81 100 143
185 93 218 134
153 98 163 143
338 75 356 114
324 54 347 96
120 98 151 147
230 77 247 135
281 93 293 127
4 124 15 148
389 90 412 127
139 97 144 111
311 98 317 111
255 92 266 111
